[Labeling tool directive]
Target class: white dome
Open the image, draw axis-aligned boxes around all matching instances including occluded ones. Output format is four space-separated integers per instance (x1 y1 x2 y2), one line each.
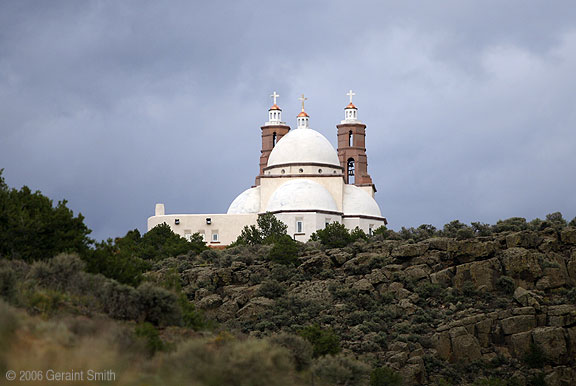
266 179 339 212
267 128 340 167
227 186 261 214
343 185 382 217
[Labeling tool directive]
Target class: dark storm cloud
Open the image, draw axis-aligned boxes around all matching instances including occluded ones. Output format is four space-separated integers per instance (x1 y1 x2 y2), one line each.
1 0 575 241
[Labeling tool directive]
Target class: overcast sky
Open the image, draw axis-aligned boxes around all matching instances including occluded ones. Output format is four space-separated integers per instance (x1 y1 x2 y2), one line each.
1 1 575 241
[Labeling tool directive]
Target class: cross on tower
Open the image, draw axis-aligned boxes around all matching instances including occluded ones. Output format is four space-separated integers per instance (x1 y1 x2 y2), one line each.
347 89 356 104
298 94 308 111
270 91 279 105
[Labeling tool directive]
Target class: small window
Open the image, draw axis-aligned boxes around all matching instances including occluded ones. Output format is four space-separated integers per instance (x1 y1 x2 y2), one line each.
369 225 374 236
348 130 353 146
272 132 277 147
212 232 219 242
325 218 331 228
281 169 285 174
318 168 322 174
347 158 355 184
296 220 303 233
299 168 303 173
175 219 180 225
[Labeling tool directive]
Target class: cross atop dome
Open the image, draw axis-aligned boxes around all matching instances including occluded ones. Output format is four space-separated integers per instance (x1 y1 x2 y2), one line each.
343 90 359 122
297 93 310 128
265 91 285 126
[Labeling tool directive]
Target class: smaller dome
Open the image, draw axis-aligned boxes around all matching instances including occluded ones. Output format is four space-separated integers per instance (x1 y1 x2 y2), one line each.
266 179 338 212
227 186 261 214
297 111 309 117
345 102 357 109
343 185 382 217
269 104 281 111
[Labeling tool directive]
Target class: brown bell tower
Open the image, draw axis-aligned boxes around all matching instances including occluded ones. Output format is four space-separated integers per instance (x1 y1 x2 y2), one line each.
337 90 375 193
255 92 290 186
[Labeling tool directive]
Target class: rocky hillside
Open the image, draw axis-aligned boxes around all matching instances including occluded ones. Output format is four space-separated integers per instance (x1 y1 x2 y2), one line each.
150 227 576 385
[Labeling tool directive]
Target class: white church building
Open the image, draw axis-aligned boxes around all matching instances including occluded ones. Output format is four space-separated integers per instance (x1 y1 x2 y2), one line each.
148 91 387 246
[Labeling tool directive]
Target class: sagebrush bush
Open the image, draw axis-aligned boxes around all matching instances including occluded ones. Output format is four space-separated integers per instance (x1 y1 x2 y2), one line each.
270 332 313 371
258 280 286 299
370 366 402 386
28 253 85 292
311 354 370 386
99 280 141 320
137 282 182 327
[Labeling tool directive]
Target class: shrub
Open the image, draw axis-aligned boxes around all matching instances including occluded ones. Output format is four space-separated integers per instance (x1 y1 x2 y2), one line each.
233 212 289 246
134 322 165 356
311 354 370 386
441 220 473 238
180 294 209 330
267 235 299 266
350 227 368 242
496 276 516 295
310 222 352 248
370 366 402 386
28 253 85 291
299 324 341 358
257 280 286 299
137 282 182 327
98 280 141 320
270 333 313 371
524 342 548 368
493 217 529 233
0 266 17 302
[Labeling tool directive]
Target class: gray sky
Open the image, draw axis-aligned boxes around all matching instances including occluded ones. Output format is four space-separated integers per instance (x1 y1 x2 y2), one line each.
1 0 575 241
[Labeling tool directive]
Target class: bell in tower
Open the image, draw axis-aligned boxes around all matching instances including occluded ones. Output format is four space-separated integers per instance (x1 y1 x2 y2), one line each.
336 90 376 196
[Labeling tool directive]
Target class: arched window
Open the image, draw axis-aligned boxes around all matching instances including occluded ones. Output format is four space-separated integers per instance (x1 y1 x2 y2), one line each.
348 130 353 147
272 132 277 147
347 158 355 184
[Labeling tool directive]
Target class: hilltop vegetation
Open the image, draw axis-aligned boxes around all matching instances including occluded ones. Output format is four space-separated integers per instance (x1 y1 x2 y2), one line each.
1 170 576 385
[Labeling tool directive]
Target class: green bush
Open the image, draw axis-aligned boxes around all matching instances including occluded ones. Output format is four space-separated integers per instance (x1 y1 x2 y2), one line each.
524 342 548 368
370 366 402 386
0 170 92 262
310 222 352 248
98 280 141 320
137 282 182 327
267 235 299 266
28 253 85 291
496 276 516 295
233 212 289 246
258 280 286 299
270 333 313 371
299 324 341 358
134 322 165 356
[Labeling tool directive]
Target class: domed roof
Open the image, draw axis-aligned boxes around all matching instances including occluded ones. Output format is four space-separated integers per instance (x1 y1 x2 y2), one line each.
266 179 339 212
297 111 309 117
343 185 382 217
267 128 340 167
227 186 261 214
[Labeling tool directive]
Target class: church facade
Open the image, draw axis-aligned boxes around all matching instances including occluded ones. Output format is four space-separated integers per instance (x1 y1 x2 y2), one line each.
147 91 387 246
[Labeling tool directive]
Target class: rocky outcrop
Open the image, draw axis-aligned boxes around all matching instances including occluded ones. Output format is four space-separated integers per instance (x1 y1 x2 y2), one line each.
172 227 576 385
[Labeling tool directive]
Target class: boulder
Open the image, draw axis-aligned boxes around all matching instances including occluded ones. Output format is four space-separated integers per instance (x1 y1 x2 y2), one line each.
430 268 454 287
500 248 544 289
427 237 450 251
547 305 576 327
453 257 502 291
449 327 482 363
392 243 429 259
325 249 353 266
400 357 427 386
509 331 532 357
431 331 451 361
513 287 542 309
299 253 332 273
500 315 537 335
532 327 567 362
365 269 387 285
352 278 374 292
447 240 498 263
404 264 430 281
236 296 275 319
196 294 222 309
506 231 541 249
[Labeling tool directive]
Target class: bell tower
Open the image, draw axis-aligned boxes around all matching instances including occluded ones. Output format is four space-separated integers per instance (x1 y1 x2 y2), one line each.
255 91 290 186
337 90 375 195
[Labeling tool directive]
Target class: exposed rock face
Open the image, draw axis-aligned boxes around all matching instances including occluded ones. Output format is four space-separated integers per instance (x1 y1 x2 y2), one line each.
174 227 576 385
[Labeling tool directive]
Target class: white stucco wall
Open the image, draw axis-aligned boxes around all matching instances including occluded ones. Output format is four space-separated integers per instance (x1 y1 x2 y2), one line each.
274 212 342 242
343 217 386 236
147 213 258 246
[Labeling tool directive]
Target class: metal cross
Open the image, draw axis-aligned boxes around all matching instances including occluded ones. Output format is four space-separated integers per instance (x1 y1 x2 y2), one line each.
347 89 356 103
271 91 279 105
298 94 308 110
